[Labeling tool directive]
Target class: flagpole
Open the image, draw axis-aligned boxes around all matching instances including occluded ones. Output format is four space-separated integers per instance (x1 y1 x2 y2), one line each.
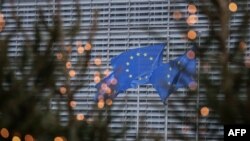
195 31 202 141
136 86 140 140
164 19 170 140
136 41 140 140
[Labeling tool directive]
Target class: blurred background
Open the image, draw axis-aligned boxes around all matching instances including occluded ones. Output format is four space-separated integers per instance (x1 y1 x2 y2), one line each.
0 0 249 141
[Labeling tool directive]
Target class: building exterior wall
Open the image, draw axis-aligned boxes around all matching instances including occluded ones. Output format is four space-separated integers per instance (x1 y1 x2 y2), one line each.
3 0 248 140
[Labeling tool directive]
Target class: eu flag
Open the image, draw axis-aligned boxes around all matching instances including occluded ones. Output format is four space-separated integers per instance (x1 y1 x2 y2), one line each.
95 44 196 104
149 50 196 104
95 43 165 101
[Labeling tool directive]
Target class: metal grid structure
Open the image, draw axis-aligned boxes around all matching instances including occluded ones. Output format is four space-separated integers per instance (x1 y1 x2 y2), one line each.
2 0 249 140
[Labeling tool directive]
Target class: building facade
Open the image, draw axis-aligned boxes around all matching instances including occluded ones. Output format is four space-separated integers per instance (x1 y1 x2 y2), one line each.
2 0 248 140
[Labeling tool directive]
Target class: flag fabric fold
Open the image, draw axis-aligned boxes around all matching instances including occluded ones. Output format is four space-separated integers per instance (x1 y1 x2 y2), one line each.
95 44 197 104
110 43 165 90
95 43 165 101
149 50 196 104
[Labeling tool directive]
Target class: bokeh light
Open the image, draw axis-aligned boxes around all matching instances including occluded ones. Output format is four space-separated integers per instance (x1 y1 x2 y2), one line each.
98 99 105 109
94 76 101 84
76 114 85 121
172 10 182 20
186 50 195 59
76 41 82 47
93 72 101 83
65 45 72 53
103 69 110 76
69 70 76 77
189 81 197 91
111 78 118 85
70 101 77 108
59 87 67 94
84 42 92 51
87 118 94 124
56 53 63 60
66 61 72 69
94 58 102 66
0 13 5 32
186 14 198 26
101 83 108 91
77 46 84 54
200 106 210 117
0 128 9 138
187 30 197 40
24 134 35 141
244 56 250 68
12 136 21 141
106 99 113 106
239 41 247 51
105 87 112 94
229 2 238 12
97 95 104 102
187 4 197 14
100 83 112 94
54 136 64 141
94 71 100 76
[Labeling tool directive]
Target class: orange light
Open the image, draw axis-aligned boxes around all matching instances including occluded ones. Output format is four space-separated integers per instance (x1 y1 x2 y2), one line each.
239 41 247 51
105 87 112 94
98 99 105 109
76 114 85 121
0 13 4 18
24 134 35 141
76 41 82 47
186 50 195 59
186 15 198 26
56 53 63 60
187 30 197 40
54 136 64 141
94 58 102 66
94 71 100 76
94 76 101 84
172 10 182 20
69 70 76 77
12 136 21 141
111 78 118 85
66 61 72 69
0 128 9 138
70 101 77 108
97 95 104 101
103 69 110 76
85 42 92 51
100 82 112 94
187 4 197 14
0 13 5 32
65 45 72 53
229 2 237 12
59 87 67 94
77 46 84 54
106 99 113 106
200 106 210 117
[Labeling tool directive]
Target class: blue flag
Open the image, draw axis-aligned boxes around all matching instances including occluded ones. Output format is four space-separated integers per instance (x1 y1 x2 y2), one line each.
95 43 165 101
95 44 196 104
149 50 196 104
95 72 118 101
